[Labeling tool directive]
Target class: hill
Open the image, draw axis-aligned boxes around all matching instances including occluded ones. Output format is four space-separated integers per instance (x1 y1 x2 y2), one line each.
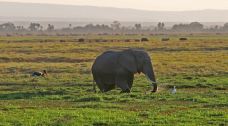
0 2 228 22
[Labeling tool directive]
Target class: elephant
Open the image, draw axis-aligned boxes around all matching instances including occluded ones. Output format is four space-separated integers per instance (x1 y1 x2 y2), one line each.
91 49 157 93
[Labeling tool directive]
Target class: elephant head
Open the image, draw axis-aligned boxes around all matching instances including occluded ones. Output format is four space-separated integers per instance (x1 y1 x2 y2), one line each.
119 49 158 92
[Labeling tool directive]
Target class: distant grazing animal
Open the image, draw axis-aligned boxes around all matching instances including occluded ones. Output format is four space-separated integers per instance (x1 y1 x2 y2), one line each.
32 70 47 77
92 49 157 93
134 39 140 42
102 40 108 42
179 37 188 41
78 38 85 42
162 38 170 41
141 37 149 42
59 40 66 42
124 39 131 42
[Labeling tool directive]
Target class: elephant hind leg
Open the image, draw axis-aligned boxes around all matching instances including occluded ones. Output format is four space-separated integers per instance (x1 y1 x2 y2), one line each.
95 80 115 93
103 84 115 92
94 78 106 92
120 89 130 93
96 84 105 92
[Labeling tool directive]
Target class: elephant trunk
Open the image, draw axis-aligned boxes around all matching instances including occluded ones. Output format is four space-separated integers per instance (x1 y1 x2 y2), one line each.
143 63 158 92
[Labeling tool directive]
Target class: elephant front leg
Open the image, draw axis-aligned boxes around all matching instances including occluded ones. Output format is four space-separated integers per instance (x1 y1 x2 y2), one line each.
127 73 134 89
116 74 131 93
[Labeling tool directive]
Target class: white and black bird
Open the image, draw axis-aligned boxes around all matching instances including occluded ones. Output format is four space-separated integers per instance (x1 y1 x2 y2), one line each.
171 86 177 94
31 70 47 77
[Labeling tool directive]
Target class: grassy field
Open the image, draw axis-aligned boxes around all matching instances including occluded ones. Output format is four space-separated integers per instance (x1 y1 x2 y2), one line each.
0 34 227 126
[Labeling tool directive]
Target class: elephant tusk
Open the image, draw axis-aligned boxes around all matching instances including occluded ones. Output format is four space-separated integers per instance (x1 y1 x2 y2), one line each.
145 75 158 93
145 75 150 81
151 81 157 84
145 75 156 84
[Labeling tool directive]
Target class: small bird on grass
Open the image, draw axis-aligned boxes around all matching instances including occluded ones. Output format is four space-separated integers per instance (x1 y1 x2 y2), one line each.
31 70 48 77
171 86 177 94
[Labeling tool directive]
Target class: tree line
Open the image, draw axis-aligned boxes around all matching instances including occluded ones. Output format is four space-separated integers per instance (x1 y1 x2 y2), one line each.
1 21 228 34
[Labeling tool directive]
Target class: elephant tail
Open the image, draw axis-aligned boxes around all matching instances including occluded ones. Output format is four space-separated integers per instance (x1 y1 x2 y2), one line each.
93 80 97 93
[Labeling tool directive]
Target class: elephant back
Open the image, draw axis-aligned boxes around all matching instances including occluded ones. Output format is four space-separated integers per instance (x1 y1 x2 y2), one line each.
92 51 120 74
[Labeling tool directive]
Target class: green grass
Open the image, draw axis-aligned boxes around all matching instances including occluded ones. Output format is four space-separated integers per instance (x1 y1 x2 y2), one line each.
0 34 227 125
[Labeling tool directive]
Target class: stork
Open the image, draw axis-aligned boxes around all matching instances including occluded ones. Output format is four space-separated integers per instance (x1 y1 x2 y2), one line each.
32 70 47 77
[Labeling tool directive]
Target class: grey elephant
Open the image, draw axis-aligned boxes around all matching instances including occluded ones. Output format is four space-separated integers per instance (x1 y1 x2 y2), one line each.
92 49 157 93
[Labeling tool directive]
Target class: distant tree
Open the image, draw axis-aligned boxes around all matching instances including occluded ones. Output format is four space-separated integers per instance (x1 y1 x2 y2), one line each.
135 24 142 30
16 26 21 30
16 25 25 31
161 22 165 28
111 21 121 30
69 24 72 29
172 22 203 32
172 24 186 31
40 26 43 31
0 22 16 31
28 23 42 31
189 22 204 31
214 25 219 30
157 22 161 29
223 23 228 30
157 22 165 31
71 23 112 34
85 24 94 28
47 24 55 31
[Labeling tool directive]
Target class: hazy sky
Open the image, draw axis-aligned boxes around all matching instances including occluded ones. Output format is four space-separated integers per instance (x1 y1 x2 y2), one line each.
1 0 228 11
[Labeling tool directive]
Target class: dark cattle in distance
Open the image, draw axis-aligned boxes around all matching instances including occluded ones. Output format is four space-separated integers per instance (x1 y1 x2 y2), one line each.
134 39 140 42
141 37 149 42
102 40 108 42
78 38 85 42
179 38 188 41
162 38 170 41
60 40 66 42
124 39 131 42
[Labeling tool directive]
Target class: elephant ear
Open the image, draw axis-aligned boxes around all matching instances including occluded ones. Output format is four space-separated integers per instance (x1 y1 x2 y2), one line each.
118 50 137 73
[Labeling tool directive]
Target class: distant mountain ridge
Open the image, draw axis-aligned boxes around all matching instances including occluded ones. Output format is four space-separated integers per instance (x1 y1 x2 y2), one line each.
0 2 228 22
